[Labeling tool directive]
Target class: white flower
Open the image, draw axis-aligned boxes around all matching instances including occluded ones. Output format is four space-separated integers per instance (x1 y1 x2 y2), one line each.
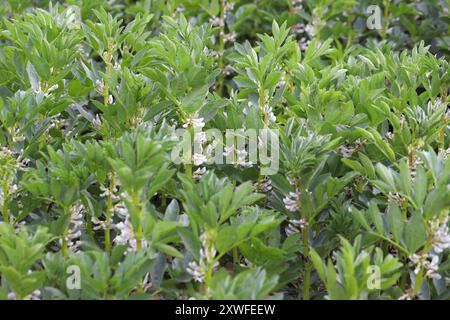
183 115 205 129
209 17 221 27
114 202 129 218
92 114 102 128
291 23 306 35
205 140 219 157
175 4 185 13
91 216 109 231
409 253 441 280
385 131 393 140
99 183 119 200
339 145 353 158
193 167 206 181
64 203 85 252
261 104 276 123
28 290 41 300
194 131 207 144
47 84 59 93
429 215 450 254
224 32 237 43
285 218 307 236
95 79 105 93
187 232 219 283
439 147 450 159
193 153 207 166
298 37 310 51
424 254 440 280
255 177 272 193
283 191 301 212
287 176 296 186
113 203 147 252
114 222 132 245
224 146 234 156
427 97 442 113
398 289 417 300
387 192 404 206
187 261 205 283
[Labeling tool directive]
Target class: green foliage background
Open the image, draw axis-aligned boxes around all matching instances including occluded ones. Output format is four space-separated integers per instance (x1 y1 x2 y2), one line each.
0 0 449 300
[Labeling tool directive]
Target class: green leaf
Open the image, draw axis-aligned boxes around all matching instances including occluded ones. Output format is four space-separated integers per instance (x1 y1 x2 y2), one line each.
386 203 404 243
404 212 426 253
153 243 183 259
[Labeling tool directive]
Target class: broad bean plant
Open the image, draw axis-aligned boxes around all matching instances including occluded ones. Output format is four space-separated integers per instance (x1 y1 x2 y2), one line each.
0 0 449 300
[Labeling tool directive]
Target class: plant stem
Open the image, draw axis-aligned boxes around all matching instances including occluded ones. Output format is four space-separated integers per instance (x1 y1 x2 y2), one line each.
185 163 192 178
217 0 226 96
232 247 239 267
132 191 143 251
382 0 390 39
412 236 433 295
302 225 311 300
2 183 9 224
104 175 115 255
102 42 113 106
62 207 70 257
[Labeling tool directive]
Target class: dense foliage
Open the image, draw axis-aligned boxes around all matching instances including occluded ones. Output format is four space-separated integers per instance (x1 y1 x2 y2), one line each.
0 0 449 300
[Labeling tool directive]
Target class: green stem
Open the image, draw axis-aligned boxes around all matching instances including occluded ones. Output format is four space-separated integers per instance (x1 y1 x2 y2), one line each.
86 217 95 243
381 0 390 39
62 207 70 257
232 247 239 267
185 163 192 178
132 191 143 251
302 225 311 300
217 0 226 96
2 183 9 224
104 175 115 255
412 236 433 295
102 44 113 106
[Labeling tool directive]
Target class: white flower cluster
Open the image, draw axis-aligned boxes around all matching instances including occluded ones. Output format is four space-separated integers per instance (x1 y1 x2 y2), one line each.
92 114 102 129
224 146 253 168
439 147 450 159
285 218 307 236
0 147 25 222
429 215 450 254
65 203 85 252
261 103 276 123
44 114 69 136
254 177 272 193
283 190 301 212
32 82 59 96
338 139 362 158
291 0 303 14
113 203 147 252
398 288 418 300
387 192 404 207
409 253 441 280
183 115 205 129
182 114 210 166
223 32 237 44
95 79 106 95
298 37 310 51
99 182 119 201
409 215 449 281
187 233 219 283
7 289 41 300
193 167 207 181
